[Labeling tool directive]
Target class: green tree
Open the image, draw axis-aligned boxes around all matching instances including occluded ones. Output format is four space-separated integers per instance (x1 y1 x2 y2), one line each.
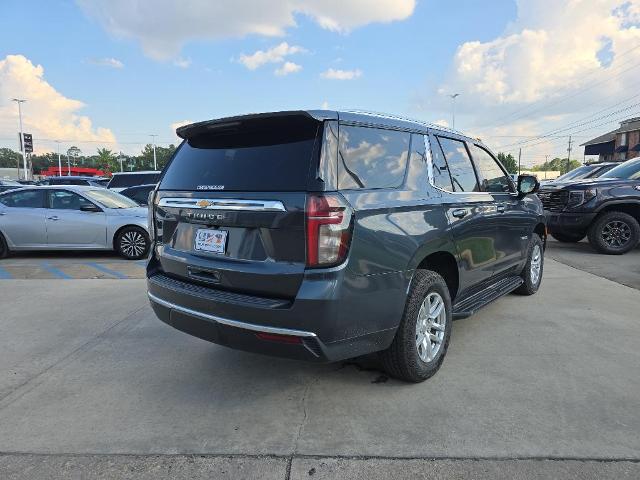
138 143 176 171
0 148 21 169
531 157 581 175
496 153 518 174
95 148 118 173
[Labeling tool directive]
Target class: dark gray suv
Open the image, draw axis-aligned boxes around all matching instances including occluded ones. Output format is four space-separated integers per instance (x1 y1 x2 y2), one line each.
147 110 546 382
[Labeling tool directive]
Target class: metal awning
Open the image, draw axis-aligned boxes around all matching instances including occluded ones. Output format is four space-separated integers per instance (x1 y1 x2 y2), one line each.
584 141 615 155
631 143 640 152
615 145 629 153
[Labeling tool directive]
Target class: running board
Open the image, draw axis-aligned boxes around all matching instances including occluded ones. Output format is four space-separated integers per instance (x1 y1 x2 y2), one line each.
452 276 523 319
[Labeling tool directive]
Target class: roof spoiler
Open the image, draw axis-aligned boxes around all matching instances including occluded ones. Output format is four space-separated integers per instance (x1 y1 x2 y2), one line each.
176 110 337 140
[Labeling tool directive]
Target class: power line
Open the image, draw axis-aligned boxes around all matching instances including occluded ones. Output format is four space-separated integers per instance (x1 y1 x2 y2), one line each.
473 42 640 133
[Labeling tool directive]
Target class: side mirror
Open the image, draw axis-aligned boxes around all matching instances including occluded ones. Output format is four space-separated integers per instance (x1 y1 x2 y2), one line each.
80 204 102 213
517 174 539 198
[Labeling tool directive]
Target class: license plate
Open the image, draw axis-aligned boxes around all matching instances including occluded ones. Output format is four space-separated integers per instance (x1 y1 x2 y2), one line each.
194 229 227 254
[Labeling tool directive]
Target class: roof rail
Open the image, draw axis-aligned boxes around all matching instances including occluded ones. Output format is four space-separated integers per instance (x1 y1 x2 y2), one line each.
342 109 464 135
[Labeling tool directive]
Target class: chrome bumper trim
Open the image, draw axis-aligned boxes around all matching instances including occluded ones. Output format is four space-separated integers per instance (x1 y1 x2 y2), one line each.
148 292 317 338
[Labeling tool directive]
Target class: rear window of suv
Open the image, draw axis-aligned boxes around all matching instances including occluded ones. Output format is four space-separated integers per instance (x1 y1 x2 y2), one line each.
159 118 320 192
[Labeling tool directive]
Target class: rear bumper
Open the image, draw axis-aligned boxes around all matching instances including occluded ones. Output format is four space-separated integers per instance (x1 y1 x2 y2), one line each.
146 268 404 363
545 211 596 235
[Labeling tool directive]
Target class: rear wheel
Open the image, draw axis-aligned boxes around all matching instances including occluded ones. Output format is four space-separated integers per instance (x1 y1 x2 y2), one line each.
380 270 452 383
587 211 640 255
0 232 8 259
550 231 585 243
116 226 150 260
514 233 544 296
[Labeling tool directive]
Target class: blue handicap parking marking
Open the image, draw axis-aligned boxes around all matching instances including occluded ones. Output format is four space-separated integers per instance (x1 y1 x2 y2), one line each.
40 262 73 279
0 266 13 279
86 262 128 279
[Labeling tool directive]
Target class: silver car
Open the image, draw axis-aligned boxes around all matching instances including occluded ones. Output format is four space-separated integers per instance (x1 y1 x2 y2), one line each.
0 186 150 259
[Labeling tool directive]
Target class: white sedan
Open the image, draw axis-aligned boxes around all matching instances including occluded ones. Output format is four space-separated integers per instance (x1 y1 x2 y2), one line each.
0 186 150 259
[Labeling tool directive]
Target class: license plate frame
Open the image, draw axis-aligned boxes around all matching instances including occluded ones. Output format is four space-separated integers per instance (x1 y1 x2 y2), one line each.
194 228 228 254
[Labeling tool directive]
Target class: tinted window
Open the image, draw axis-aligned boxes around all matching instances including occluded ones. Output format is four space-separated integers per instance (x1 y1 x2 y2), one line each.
601 158 640 180
125 186 153 205
469 144 513 193
430 136 454 192
0 189 45 208
109 173 161 189
338 126 410 189
436 137 479 192
160 120 319 191
48 190 94 210
405 134 430 191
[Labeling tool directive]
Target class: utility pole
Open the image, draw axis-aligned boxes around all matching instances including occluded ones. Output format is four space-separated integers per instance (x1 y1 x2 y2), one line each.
56 141 62 176
518 148 522 175
150 134 158 170
12 98 27 180
566 136 573 174
449 94 460 130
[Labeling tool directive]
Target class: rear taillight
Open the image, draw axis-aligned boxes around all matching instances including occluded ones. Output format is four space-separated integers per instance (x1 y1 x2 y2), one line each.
305 193 353 268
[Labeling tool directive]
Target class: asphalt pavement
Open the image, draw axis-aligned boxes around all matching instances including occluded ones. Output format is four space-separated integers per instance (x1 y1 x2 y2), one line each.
0 254 639 478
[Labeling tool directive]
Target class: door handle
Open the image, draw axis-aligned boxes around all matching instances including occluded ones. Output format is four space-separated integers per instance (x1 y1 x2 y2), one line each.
452 208 468 218
47 216 60 221
497 204 506 213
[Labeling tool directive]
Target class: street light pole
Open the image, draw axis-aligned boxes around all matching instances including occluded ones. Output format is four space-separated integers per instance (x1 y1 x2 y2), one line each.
56 141 62 176
150 134 157 170
449 93 460 130
12 98 27 180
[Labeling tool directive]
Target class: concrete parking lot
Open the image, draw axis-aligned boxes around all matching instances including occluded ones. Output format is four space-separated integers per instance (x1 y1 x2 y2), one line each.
1 246 639 479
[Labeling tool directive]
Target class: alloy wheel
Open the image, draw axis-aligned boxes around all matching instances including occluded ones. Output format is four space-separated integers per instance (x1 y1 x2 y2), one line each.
120 230 147 258
530 244 542 285
601 220 632 248
415 292 446 363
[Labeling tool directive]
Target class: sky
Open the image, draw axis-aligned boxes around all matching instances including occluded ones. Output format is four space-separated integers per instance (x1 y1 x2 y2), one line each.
1 0 639 167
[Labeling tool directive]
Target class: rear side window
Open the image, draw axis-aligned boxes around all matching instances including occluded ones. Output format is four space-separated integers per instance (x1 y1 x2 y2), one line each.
429 136 454 192
436 137 479 192
338 126 410 190
468 144 513 193
160 118 319 191
109 173 160 189
0 190 45 208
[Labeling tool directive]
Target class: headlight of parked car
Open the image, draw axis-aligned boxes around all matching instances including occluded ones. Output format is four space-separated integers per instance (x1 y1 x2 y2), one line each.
567 189 597 208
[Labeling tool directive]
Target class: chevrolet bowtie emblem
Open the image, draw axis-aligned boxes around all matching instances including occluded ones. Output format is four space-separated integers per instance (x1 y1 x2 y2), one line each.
196 200 212 208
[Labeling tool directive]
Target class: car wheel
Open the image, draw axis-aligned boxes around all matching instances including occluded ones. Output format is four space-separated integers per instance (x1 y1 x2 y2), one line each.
550 231 585 243
380 270 452 383
587 211 640 255
0 232 9 259
116 226 150 260
514 233 544 296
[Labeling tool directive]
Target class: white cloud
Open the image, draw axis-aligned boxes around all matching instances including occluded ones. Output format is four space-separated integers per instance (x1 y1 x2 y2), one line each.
89 57 124 68
431 0 640 165
321 68 362 80
173 57 192 68
238 42 305 70
321 100 330 109
170 119 194 139
445 0 640 105
274 61 302 76
0 55 116 152
76 0 415 60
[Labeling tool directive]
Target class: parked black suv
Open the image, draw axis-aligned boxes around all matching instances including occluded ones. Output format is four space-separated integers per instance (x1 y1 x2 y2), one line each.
539 158 640 254
146 111 546 382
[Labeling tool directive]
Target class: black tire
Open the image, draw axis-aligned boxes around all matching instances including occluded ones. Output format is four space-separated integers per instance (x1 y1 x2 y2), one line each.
115 226 150 260
380 270 453 383
550 231 585 243
514 233 544 296
0 232 8 259
587 211 640 255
